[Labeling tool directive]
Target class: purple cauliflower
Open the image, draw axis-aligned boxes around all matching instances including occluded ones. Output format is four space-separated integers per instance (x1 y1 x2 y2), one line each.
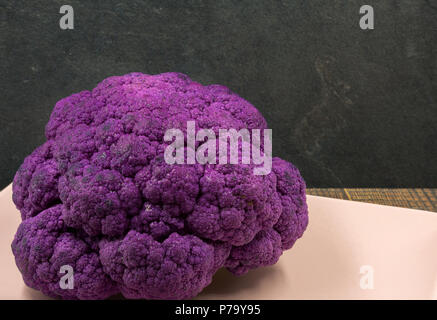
11 72 308 300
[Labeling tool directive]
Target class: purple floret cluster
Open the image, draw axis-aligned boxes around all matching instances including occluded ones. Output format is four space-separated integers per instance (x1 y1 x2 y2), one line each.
11 72 308 299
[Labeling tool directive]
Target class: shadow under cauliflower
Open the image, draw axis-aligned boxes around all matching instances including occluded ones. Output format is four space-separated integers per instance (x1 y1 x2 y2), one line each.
11 72 308 300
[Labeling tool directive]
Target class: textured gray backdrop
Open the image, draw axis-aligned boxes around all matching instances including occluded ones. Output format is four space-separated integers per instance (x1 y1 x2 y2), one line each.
1 0 436 188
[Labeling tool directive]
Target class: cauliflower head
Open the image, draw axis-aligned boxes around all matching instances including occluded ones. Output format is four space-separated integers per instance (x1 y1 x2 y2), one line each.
11 72 308 300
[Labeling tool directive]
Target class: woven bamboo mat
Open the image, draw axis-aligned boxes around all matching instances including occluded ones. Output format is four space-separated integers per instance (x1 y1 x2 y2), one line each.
306 188 437 213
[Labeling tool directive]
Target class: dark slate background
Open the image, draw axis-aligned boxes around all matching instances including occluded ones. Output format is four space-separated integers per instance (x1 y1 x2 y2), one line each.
1 0 436 189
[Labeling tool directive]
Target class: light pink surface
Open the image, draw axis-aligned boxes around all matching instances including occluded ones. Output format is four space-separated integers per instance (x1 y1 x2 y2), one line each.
1 184 437 300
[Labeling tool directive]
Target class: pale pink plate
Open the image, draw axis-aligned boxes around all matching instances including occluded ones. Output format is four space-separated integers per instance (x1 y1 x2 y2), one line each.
1 184 436 300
